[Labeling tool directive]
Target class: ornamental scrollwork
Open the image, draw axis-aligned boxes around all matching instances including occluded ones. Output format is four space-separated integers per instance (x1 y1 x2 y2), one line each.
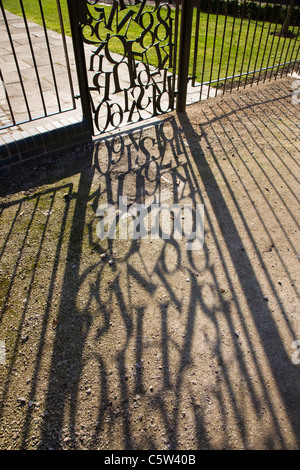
79 0 177 133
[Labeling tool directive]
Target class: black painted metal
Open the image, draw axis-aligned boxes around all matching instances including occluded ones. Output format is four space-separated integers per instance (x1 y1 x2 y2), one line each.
0 0 76 130
1 0 299 137
176 0 194 111
72 0 299 134
73 0 179 134
185 0 299 101
0 2 31 123
66 0 93 135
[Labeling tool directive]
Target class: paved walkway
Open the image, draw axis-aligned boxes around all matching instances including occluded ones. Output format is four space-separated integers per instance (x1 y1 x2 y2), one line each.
0 10 81 133
0 9 219 142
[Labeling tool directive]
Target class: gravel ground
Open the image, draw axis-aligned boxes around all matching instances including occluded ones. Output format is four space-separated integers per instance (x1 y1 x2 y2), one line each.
0 76 299 450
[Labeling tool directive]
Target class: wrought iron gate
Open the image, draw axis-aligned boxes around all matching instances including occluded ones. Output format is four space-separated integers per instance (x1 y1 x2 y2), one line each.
1 0 299 138
67 0 300 137
68 0 180 135
0 0 76 130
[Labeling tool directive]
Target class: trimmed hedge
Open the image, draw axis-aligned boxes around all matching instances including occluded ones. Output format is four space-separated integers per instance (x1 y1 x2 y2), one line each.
99 1 300 27
198 0 300 26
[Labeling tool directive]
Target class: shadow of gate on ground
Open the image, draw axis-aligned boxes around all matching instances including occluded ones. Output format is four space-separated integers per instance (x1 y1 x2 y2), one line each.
0 78 299 450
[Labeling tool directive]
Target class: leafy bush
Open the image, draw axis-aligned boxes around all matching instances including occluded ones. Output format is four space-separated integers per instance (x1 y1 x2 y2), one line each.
198 0 300 26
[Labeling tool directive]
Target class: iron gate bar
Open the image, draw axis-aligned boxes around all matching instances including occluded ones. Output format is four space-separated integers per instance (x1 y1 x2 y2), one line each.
261 0 285 84
56 0 76 109
64 0 299 134
0 68 15 126
200 59 300 85
281 8 300 77
172 0 180 106
0 0 298 136
229 0 247 93
208 0 220 98
0 0 78 130
292 43 300 73
0 2 32 122
236 0 254 91
268 2 290 81
216 0 229 91
66 0 93 136
176 0 194 112
285 17 300 76
254 0 276 86
38 0 61 113
222 0 238 94
19 0 47 115
192 0 201 88
200 0 211 100
244 0 265 89
275 19 291 80
70 0 180 134
278 5 300 79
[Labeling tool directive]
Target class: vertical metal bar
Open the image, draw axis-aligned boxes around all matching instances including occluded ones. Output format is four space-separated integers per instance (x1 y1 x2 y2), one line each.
248 0 269 88
167 0 178 110
200 0 210 100
56 0 76 109
285 23 300 76
268 1 290 81
0 69 16 127
290 42 300 74
172 0 180 101
229 0 247 92
255 1 278 85
66 0 93 134
274 28 289 80
278 5 299 78
216 0 229 92
208 0 219 98
19 0 47 115
38 0 61 112
0 2 32 120
173 0 180 75
262 1 288 83
281 15 299 78
176 0 194 112
222 0 238 95
236 0 255 91
192 0 201 87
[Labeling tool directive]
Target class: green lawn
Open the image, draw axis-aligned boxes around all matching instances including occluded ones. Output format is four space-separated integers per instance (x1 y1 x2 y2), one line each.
2 0 300 87
189 10 300 87
2 0 72 35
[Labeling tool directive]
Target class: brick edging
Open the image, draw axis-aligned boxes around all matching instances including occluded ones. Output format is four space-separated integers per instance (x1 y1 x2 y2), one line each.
0 116 92 173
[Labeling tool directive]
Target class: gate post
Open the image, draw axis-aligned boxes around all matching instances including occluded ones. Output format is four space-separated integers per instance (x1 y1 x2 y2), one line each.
176 0 194 113
66 0 93 135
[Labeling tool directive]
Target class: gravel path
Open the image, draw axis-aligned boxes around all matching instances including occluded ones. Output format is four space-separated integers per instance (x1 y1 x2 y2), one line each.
0 76 299 450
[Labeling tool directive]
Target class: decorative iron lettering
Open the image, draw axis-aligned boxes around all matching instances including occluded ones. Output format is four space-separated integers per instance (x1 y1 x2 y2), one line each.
80 0 176 133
